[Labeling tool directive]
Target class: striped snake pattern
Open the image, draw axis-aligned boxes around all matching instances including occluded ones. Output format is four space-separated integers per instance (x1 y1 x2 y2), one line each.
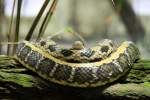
15 39 140 88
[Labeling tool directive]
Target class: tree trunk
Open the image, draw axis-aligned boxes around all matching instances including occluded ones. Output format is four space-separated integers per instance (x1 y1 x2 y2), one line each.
111 0 146 42
0 55 149 100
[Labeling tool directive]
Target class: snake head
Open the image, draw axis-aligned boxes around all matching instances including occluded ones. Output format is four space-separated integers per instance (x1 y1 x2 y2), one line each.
72 41 85 50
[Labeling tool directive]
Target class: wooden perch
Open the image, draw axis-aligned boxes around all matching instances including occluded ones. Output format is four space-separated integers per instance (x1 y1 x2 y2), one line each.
0 55 150 100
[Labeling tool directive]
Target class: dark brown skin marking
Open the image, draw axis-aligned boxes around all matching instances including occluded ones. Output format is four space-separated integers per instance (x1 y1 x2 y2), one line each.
61 49 74 57
48 45 57 52
101 46 109 53
40 40 46 46
80 50 95 58
109 42 113 47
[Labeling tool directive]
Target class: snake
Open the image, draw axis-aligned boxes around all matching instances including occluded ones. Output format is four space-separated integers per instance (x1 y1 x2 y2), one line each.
34 39 115 63
15 39 140 88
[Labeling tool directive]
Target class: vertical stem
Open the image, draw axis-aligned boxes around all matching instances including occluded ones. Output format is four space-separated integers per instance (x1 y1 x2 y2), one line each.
7 0 16 55
13 0 22 54
25 0 50 41
37 0 58 40
0 0 5 54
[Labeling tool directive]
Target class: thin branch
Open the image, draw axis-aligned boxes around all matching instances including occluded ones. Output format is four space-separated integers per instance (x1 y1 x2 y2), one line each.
0 0 5 54
111 0 145 42
25 0 51 41
111 0 115 7
37 0 58 40
13 0 22 54
7 0 16 55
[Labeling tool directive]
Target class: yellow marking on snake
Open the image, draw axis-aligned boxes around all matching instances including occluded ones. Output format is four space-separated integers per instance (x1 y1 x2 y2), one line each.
15 41 139 88
23 41 129 67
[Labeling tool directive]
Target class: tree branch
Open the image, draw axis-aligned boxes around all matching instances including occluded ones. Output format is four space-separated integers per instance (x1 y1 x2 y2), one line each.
0 55 149 100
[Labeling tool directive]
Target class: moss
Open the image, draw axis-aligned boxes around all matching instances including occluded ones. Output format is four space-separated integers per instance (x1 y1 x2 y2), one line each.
125 70 148 83
133 60 150 70
104 83 150 99
0 55 150 99
0 71 35 87
143 82 150 87
0 68 27 73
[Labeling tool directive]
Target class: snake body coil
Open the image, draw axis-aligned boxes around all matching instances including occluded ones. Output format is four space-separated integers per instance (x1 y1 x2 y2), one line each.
35 39 115 63
15 40 140 88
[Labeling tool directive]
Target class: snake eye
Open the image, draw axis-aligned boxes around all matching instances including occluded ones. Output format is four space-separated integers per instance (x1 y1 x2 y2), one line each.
61 49 73 57
101 46 109 53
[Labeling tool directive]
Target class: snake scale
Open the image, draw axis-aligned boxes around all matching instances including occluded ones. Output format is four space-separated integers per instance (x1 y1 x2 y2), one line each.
15 39 140 88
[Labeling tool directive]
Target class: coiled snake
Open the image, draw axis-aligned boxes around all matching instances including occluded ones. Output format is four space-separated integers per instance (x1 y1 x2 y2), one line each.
15 39 140 88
